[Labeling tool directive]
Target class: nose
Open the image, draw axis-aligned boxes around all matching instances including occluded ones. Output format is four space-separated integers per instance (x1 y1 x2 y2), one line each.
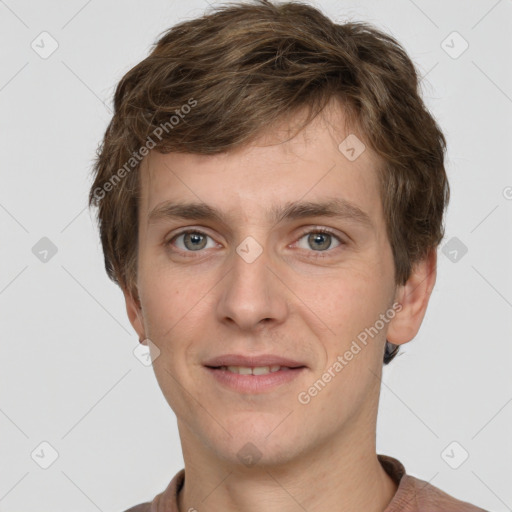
216 241 288 331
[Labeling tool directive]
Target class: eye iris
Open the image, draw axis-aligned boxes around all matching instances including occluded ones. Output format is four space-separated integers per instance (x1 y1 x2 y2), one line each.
184 232 207 250
308 232 331 251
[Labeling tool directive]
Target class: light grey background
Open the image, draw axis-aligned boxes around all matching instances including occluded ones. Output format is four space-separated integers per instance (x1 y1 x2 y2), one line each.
1 0 511 511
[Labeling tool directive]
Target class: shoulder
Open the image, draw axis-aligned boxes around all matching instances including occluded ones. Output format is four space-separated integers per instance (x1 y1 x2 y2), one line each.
121 502 152 512
378 455 489 512
119 469 184 512
403 473 489 511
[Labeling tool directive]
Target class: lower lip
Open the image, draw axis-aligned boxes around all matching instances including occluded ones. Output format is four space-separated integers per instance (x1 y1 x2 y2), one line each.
205 367 306 393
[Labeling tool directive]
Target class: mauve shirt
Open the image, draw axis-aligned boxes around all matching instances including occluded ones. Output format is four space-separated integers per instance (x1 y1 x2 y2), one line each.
123 454 489 512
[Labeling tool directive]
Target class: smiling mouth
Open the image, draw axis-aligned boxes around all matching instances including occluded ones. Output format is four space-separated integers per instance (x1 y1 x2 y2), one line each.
204 364 307 393
208 365 305 375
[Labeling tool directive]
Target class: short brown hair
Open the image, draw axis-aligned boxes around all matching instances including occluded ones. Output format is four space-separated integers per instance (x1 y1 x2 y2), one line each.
88 0 449 364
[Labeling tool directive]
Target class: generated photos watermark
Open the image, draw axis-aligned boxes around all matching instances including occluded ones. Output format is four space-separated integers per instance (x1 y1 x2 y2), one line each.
297 301 403 405
92 97 197 201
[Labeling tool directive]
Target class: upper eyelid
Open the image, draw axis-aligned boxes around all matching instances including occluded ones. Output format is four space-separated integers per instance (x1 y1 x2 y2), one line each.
168 228 216 243
295 226 343 240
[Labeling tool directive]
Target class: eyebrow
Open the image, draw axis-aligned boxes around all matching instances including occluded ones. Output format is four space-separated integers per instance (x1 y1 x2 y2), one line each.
148 198 374 229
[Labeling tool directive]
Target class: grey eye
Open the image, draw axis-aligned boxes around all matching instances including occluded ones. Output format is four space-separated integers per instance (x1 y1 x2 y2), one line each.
296 232 341 252
174 231 215 251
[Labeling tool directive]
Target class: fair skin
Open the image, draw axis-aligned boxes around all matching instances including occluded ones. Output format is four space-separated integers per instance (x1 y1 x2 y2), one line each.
123 100 436 512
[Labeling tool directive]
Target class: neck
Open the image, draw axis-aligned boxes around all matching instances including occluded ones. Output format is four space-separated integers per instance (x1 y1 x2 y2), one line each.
176 425 397 512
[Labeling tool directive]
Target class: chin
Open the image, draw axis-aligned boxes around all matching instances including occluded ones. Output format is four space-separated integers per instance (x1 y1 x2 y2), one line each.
203 415 307 469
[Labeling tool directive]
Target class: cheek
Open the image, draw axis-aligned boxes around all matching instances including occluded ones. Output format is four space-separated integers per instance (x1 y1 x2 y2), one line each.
296 267 391 366
138 266 189 343
300 267 381 325
138 270 206 405
138 264 220 359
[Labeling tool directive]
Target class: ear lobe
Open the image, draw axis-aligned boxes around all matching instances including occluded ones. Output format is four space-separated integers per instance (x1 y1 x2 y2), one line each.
386 248 437 346
122 285 146 342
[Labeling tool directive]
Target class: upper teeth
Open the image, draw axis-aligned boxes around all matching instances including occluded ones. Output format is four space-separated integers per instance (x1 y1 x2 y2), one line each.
222 365 284 375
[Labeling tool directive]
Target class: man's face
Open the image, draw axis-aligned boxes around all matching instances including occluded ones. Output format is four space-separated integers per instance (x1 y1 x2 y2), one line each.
128 102 401 466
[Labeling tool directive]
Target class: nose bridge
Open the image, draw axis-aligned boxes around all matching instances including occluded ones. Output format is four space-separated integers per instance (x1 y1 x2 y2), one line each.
216 236 287 330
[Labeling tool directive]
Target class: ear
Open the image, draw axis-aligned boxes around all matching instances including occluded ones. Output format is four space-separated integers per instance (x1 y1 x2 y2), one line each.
386 248 437 345
122 285 147 345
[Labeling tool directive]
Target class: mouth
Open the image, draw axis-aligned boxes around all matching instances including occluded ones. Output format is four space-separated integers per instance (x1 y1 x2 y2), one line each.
203 356 307 393
206 365 304 375
203 354 307 369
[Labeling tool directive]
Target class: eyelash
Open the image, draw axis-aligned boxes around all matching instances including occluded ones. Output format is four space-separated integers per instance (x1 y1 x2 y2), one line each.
166 227 345 258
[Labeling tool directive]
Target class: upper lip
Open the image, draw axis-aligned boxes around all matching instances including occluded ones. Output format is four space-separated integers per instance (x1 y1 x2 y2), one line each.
204 354 306 368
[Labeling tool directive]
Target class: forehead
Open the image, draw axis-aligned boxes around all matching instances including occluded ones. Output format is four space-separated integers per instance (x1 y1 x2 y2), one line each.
138 100 384 230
